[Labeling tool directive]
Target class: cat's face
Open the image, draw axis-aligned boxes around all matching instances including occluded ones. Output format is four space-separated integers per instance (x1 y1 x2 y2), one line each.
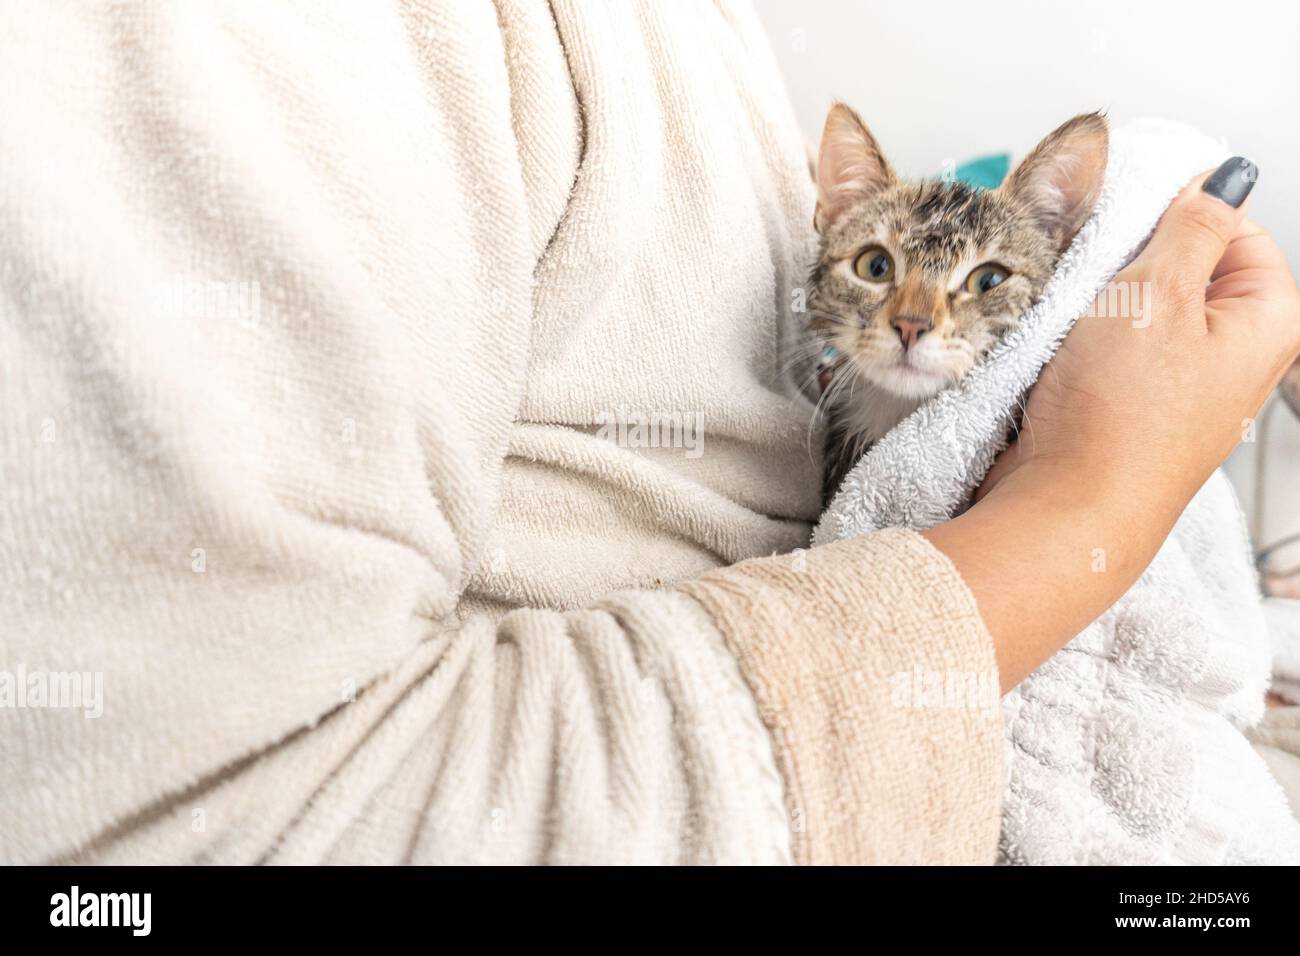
809 105 1108 401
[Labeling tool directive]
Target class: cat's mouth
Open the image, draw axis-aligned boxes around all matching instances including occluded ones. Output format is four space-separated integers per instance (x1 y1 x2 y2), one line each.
875 364 948 399
818 330 960 401
856 352 952 400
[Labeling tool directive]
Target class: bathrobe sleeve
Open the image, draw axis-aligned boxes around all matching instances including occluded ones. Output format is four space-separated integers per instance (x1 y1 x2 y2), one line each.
0 0 1001 864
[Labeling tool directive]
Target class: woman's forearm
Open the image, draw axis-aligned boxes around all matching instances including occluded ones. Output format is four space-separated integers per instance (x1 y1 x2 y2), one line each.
923 460 1183 693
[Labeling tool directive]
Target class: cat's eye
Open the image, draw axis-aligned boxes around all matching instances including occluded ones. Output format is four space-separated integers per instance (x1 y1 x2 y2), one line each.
853 246 894 283
965 264 1010 295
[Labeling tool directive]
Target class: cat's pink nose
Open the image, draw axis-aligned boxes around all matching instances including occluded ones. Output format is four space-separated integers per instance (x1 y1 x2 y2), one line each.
891 316 933 350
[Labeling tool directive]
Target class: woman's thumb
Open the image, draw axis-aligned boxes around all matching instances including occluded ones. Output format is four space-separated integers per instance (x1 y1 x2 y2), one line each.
1133 157 1258 285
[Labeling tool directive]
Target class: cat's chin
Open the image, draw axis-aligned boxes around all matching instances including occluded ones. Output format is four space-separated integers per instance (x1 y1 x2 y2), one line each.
864 364 950 401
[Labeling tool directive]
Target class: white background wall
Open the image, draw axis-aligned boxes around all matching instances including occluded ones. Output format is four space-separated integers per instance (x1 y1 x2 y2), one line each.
753 0 1300 561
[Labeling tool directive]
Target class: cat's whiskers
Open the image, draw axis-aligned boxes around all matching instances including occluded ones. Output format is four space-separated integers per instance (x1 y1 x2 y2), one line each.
778 337 827 377
804 360 858 464
784 363 827 421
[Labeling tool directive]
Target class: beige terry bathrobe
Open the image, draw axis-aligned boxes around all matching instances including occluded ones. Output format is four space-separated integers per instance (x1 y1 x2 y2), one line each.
0 0 1001 864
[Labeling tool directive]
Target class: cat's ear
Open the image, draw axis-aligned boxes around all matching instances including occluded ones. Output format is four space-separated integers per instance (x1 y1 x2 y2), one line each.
815 102 895 234
1000 112 1109 252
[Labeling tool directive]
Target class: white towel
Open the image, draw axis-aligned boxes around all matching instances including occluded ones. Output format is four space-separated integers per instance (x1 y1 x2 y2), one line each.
815 118 1300 865
1264 598 1300 704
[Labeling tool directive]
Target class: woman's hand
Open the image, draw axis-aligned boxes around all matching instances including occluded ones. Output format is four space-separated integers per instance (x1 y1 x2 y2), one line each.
926 158 1300 691
982 159 1300 508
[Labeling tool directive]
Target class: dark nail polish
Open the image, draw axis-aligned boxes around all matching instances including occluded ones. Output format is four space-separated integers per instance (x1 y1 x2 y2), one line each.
1202 156 1258 208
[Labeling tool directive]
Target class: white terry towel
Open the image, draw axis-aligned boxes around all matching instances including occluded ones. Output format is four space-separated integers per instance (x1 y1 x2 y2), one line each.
1264 598 1300 704
815 118 1300 865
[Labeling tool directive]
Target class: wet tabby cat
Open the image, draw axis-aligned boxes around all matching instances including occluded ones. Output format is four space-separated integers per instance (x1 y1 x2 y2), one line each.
809 103 1108 502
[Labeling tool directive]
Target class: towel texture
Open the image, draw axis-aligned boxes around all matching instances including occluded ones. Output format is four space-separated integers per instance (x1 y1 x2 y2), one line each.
684 529 1002 865
1250 705 1300 820
816 118 1300 865
0 0 1004 864
1263 598 1300 704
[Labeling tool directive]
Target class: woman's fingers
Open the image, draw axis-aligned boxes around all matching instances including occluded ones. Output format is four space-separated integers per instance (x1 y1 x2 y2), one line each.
1128 158 1256 291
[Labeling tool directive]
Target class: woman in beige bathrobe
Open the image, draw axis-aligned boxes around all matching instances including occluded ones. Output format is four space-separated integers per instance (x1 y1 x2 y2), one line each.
1 1 1296 865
